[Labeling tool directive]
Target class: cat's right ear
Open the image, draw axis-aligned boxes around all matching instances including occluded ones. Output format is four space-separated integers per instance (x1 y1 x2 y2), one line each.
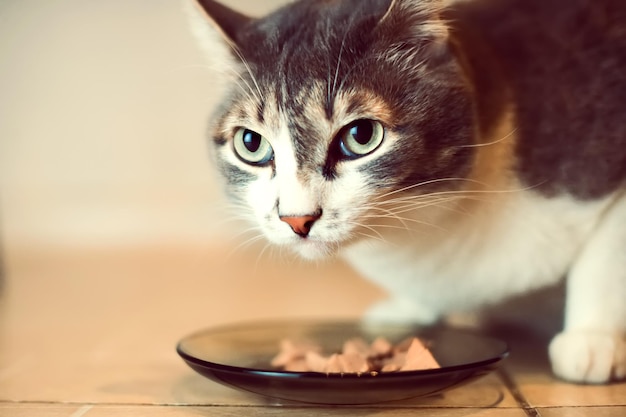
379 0 449 40
184 0 253 61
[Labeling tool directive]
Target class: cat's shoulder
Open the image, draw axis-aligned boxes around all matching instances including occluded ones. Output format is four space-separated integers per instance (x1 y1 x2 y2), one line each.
451 0 626 200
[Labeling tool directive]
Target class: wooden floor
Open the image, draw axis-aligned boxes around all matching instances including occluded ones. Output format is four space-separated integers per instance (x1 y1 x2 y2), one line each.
1 246 624 416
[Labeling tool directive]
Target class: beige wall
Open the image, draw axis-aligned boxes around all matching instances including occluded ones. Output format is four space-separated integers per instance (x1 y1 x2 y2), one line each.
0 0 288 248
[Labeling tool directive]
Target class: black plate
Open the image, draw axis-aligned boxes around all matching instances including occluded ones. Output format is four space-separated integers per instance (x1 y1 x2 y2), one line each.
176 320 508 405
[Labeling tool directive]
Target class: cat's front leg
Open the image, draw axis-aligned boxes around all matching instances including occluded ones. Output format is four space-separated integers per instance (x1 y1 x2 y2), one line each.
549 193 626 383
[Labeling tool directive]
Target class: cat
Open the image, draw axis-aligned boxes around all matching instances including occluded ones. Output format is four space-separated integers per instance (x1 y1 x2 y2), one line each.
186 0 626 384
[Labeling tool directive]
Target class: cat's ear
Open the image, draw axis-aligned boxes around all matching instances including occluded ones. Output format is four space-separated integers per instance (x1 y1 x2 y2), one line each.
375 0 453 67
190 0 252 46
184 0 253 62
379 0 450 42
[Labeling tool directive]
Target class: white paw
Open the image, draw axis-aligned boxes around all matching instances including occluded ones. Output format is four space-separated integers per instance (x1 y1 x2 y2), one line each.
549 330 626 383
364 298 439 325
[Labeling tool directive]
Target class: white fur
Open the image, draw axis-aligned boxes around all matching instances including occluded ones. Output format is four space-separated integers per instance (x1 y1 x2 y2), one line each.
343 189 611 318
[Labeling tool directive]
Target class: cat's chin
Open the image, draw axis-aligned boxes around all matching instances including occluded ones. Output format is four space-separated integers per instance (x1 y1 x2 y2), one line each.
289 238 339 261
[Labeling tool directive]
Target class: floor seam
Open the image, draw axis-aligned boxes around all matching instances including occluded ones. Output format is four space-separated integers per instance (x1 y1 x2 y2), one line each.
497 368 542 417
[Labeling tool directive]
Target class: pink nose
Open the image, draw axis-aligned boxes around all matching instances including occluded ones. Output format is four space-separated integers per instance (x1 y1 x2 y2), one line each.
279 213 321 237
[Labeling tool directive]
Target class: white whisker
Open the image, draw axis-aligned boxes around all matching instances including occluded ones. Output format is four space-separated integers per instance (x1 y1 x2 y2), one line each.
226 234 265 261
255 241 273 272
363 211 448 232
227 44 264 103
377 181 543 207
353 230 389 245
364 205 411 230
458 128 517 148
373 177 476 201
331 28 349 100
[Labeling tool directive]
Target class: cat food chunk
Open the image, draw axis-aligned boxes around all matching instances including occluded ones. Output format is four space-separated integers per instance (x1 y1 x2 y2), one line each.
271 336 440 374
399 337 440 371
371 337 394 356
325 352 371 373
270 339 322 368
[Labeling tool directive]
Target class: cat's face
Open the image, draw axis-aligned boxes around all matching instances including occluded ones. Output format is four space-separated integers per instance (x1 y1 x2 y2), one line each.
192 0 478 259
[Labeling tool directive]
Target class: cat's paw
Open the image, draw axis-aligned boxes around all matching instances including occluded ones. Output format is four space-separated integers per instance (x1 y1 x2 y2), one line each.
549 330 626 383
364 298 439 325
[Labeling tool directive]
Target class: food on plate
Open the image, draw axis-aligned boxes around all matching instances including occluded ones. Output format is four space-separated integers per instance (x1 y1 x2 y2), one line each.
271 336 440 374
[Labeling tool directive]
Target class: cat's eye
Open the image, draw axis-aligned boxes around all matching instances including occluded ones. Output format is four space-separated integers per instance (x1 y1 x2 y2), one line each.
233 128 274 165
338 119 385 159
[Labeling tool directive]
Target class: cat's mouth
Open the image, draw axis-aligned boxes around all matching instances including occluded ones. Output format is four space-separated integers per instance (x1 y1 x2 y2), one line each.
288 236 340 260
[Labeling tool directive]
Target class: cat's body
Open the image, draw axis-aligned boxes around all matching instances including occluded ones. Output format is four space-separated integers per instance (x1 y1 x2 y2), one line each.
188 0 626 383
345 192 615 320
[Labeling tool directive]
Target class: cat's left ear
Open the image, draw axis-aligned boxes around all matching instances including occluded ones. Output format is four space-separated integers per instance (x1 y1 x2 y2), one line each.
185 0 254 60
